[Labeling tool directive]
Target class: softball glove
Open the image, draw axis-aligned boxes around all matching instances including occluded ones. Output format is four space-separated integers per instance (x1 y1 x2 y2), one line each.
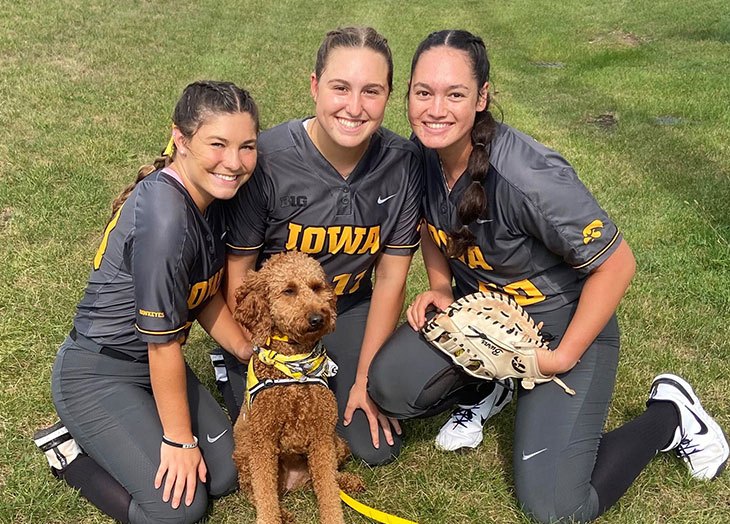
421 291 575 395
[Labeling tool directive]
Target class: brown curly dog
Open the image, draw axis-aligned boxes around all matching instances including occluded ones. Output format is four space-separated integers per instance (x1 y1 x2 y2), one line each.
232 251 363 524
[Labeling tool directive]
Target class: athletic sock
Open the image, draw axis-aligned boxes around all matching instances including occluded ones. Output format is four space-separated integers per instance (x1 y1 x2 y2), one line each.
59 454 132 524
457 380 497 406
591 400 679 512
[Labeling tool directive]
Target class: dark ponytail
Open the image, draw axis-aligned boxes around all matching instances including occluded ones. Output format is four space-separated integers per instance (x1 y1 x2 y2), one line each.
108 80 259 222
449 103 497 258
410 30 497 258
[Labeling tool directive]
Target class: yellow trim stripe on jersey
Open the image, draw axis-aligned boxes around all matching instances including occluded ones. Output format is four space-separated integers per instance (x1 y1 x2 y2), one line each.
340 491 419 524
385 239 421 249
135 321 192 336
572 230 620 270
225 242 265 251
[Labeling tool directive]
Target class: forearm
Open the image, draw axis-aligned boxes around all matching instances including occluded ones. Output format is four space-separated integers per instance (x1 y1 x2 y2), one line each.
553 239 636 369
197 290 254 362
355 255 411 382
148 341 194 443
224 253 258 313
421 228 452 294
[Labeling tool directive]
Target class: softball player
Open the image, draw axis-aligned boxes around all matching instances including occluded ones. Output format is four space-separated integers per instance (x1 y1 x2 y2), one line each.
368 30 728 523
218 27 422 469
34 81 259 524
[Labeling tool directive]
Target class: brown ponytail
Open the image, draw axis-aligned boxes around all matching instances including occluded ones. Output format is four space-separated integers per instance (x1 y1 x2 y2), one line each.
108 155 170 220
106 81 259 225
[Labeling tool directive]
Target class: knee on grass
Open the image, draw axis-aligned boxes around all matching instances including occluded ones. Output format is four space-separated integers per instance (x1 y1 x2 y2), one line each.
517 489 600 524
347 435 402 467
130 491 208 524
207 461 238 499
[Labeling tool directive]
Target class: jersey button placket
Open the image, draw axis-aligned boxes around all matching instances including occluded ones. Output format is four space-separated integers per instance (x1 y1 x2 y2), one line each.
337 186 352 215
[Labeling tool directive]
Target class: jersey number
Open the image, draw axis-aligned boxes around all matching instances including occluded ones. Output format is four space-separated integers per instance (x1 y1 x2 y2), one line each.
93 204 124 270
478 278 546 306
332 270 367 295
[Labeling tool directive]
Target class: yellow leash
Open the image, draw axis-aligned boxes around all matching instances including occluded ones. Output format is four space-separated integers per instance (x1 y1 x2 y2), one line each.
340 491 419 524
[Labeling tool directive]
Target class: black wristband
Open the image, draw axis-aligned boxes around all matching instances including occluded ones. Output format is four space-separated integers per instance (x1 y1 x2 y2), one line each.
161 435 198 449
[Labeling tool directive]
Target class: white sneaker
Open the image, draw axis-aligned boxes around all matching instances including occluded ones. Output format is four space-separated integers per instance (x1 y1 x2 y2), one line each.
648 373 729 480
33 421 82 471
436 379 514 451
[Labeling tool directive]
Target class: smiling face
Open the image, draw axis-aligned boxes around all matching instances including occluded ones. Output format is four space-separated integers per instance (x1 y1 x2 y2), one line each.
174 111 258 211
309 46 390 153
408 46 487 155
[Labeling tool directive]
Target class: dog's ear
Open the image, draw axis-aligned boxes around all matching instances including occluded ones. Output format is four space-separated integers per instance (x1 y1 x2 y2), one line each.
233 269 271 344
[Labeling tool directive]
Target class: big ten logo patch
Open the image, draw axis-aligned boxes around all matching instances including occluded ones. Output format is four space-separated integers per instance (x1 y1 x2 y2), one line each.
582 219 604 244
285 223 381 255
187 267 224 309
280 196 308 208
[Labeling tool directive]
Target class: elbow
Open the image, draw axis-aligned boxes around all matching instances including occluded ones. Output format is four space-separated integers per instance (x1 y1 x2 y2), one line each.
627 255 637 281
623 243 637 283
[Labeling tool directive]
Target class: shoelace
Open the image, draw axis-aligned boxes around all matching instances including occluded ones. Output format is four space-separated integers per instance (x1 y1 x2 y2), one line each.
678 437 703 455
677 436 702 468
450 405 480 428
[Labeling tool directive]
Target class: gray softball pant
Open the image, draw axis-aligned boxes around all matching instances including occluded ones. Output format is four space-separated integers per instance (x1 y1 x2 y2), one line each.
368 301 620 524
51 337 237 524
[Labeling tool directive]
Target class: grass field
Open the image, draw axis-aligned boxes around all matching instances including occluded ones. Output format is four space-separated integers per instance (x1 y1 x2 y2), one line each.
2 1 729 523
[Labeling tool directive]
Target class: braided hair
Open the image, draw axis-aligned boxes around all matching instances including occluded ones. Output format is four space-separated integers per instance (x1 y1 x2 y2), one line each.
410 30 497 259
109 81 259 221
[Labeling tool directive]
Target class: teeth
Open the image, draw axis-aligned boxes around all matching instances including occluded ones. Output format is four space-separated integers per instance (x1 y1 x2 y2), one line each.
425 122 450 129
214 173 237 181
337 118 363 129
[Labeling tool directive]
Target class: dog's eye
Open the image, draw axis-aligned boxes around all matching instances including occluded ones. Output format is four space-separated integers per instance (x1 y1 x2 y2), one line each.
310 283 323 293
283 288 295 296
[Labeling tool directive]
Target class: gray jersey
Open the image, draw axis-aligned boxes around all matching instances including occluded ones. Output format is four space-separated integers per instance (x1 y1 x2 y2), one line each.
419 123 622 313
73 170 226 357
225 118 423 312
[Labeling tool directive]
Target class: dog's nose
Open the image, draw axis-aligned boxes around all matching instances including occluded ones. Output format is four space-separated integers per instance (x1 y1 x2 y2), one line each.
308 313 323 329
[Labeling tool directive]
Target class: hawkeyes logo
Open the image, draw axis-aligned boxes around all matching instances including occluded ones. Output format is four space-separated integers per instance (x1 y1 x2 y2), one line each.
582 219 604 244
512 356 526 374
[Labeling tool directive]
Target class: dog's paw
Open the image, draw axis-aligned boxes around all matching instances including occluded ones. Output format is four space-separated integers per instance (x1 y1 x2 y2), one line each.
336 472 366 494
280 506 295 524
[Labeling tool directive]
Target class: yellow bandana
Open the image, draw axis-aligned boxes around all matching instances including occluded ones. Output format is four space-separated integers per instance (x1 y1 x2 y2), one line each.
243 336 338 411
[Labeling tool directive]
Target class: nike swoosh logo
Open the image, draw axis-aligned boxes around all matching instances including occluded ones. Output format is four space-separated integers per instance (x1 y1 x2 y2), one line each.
377 194 397 204
522 448 548 461
687 408 709 435
476 218 492 224
207 429 228 443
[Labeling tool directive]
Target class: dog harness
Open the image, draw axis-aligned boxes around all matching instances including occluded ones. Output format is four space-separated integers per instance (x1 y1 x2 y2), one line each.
244 335 338 410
